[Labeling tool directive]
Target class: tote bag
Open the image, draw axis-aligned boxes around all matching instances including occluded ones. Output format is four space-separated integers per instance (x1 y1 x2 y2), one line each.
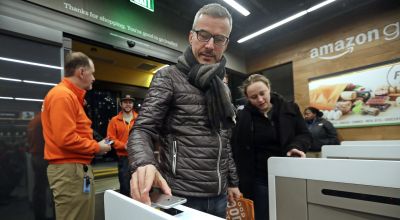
226 196 255 220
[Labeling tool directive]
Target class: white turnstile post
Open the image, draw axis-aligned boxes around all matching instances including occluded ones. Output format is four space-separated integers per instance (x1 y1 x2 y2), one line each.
104 190 224 220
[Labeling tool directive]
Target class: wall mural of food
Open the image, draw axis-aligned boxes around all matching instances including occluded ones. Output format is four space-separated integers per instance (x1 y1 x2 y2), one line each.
308 60 400 128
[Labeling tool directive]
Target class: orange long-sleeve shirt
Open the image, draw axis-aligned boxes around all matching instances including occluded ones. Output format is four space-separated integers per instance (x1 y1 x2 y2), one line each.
107 111 138 157
42 78 99 164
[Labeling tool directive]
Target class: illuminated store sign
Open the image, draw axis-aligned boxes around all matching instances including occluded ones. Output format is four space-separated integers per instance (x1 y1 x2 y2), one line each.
310 21 399 60
26 0 182 49
130 0 154 12
308 59 400 128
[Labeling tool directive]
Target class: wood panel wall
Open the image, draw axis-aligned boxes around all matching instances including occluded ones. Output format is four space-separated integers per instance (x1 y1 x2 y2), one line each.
247 7 400 141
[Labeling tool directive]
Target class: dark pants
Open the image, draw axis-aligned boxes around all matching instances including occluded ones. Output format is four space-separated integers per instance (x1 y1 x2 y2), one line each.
32 155 54 220
254 180 269 220
117 156 131 196
183 194 227 218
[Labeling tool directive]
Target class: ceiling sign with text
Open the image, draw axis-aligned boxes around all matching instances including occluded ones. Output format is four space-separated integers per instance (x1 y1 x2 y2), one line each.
308 59 400 128
26 0 183 49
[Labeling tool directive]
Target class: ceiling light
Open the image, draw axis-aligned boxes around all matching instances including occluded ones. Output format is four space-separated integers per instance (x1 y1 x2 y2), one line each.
0 96 14 100
0 96 44 102
223 0 250 16
0 77 22 82
307 0 336 13
0 76 57 86
0 56 62 70
238 11 307 43
15 97 44 102
238 0 336 43
23 80 57 86
152 65 169 73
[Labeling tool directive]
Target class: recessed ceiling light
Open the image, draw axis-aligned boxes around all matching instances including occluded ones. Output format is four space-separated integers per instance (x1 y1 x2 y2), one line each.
15 97 44 102
0 77 56 86
0 96 14 100
0 56 62 69
0 77 22 82
23 80 57 86
223 0 250 16
238 0 336 43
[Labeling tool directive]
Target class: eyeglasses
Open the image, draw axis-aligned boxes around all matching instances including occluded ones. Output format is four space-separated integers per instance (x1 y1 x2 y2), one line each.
192 29 229 46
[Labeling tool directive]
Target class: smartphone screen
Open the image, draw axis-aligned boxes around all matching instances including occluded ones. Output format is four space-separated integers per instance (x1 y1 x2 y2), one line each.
150 189 187 209
160 207 183 216
105 139 114 145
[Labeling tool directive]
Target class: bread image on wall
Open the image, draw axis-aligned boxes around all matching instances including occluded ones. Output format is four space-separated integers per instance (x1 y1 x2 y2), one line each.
340 91 357 100
309 83 348 110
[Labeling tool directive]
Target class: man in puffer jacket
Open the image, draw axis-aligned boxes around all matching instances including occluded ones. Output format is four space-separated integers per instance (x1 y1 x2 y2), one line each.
127 3 241 218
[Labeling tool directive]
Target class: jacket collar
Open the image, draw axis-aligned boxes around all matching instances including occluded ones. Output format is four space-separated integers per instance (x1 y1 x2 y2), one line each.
270 93 296 116
60 78 86 106
116 111 138 122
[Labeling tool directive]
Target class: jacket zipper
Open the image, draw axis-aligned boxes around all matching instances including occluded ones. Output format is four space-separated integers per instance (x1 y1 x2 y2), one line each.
172 140 177 175
216 133 222 195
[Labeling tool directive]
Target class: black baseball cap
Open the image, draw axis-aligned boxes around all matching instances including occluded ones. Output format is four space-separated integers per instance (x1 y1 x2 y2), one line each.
121 94 135 102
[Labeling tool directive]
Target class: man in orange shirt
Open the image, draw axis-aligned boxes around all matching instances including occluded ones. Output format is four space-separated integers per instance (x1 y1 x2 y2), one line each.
107 94 138 196
42 52 111 220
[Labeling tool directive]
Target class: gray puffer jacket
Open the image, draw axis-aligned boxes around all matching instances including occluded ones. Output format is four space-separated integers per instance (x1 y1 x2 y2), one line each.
127 65 239 197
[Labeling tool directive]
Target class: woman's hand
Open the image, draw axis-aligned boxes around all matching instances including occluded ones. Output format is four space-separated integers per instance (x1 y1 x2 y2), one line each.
287 148 306 158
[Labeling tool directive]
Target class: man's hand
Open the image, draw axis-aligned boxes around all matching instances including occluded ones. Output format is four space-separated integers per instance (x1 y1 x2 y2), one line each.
130 164 171 205
97 139 111 155
227 187 241 204
287 148 306 158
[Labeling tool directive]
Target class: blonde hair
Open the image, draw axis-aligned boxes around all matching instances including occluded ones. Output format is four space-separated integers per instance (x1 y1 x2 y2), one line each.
242 74 271 97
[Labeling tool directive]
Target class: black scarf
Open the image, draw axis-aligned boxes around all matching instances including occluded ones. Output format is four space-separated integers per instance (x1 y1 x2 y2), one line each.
176 47 236 130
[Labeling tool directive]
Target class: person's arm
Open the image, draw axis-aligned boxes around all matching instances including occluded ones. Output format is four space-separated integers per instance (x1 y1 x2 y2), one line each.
218 125 242 203
286 103 312 155
127 69 174 204
321 120 340 145
50 94 99 154
226 131 241 202
106 117 126 150
130 164 171 205
127 70 173 170
225 130 239 188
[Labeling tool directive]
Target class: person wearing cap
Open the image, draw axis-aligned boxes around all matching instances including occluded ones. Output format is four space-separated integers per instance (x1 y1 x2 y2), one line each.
107 94 138 196
42 52 111 220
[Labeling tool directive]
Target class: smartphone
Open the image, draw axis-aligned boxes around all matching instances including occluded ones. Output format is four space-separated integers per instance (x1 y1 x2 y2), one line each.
105 139 114 145
150 189 187 209
160 207 183 216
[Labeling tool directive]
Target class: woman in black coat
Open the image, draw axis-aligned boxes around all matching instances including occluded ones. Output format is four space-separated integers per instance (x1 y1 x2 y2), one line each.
304 106 339 158
231 74 312 220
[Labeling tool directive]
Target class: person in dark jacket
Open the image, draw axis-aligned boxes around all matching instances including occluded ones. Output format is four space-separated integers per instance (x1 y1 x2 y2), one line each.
232 74 312 220
304 106 339 157
28 113 55 220
127 3 240 218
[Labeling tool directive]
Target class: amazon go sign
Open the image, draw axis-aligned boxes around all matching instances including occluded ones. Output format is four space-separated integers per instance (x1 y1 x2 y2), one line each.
310 21 399 60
